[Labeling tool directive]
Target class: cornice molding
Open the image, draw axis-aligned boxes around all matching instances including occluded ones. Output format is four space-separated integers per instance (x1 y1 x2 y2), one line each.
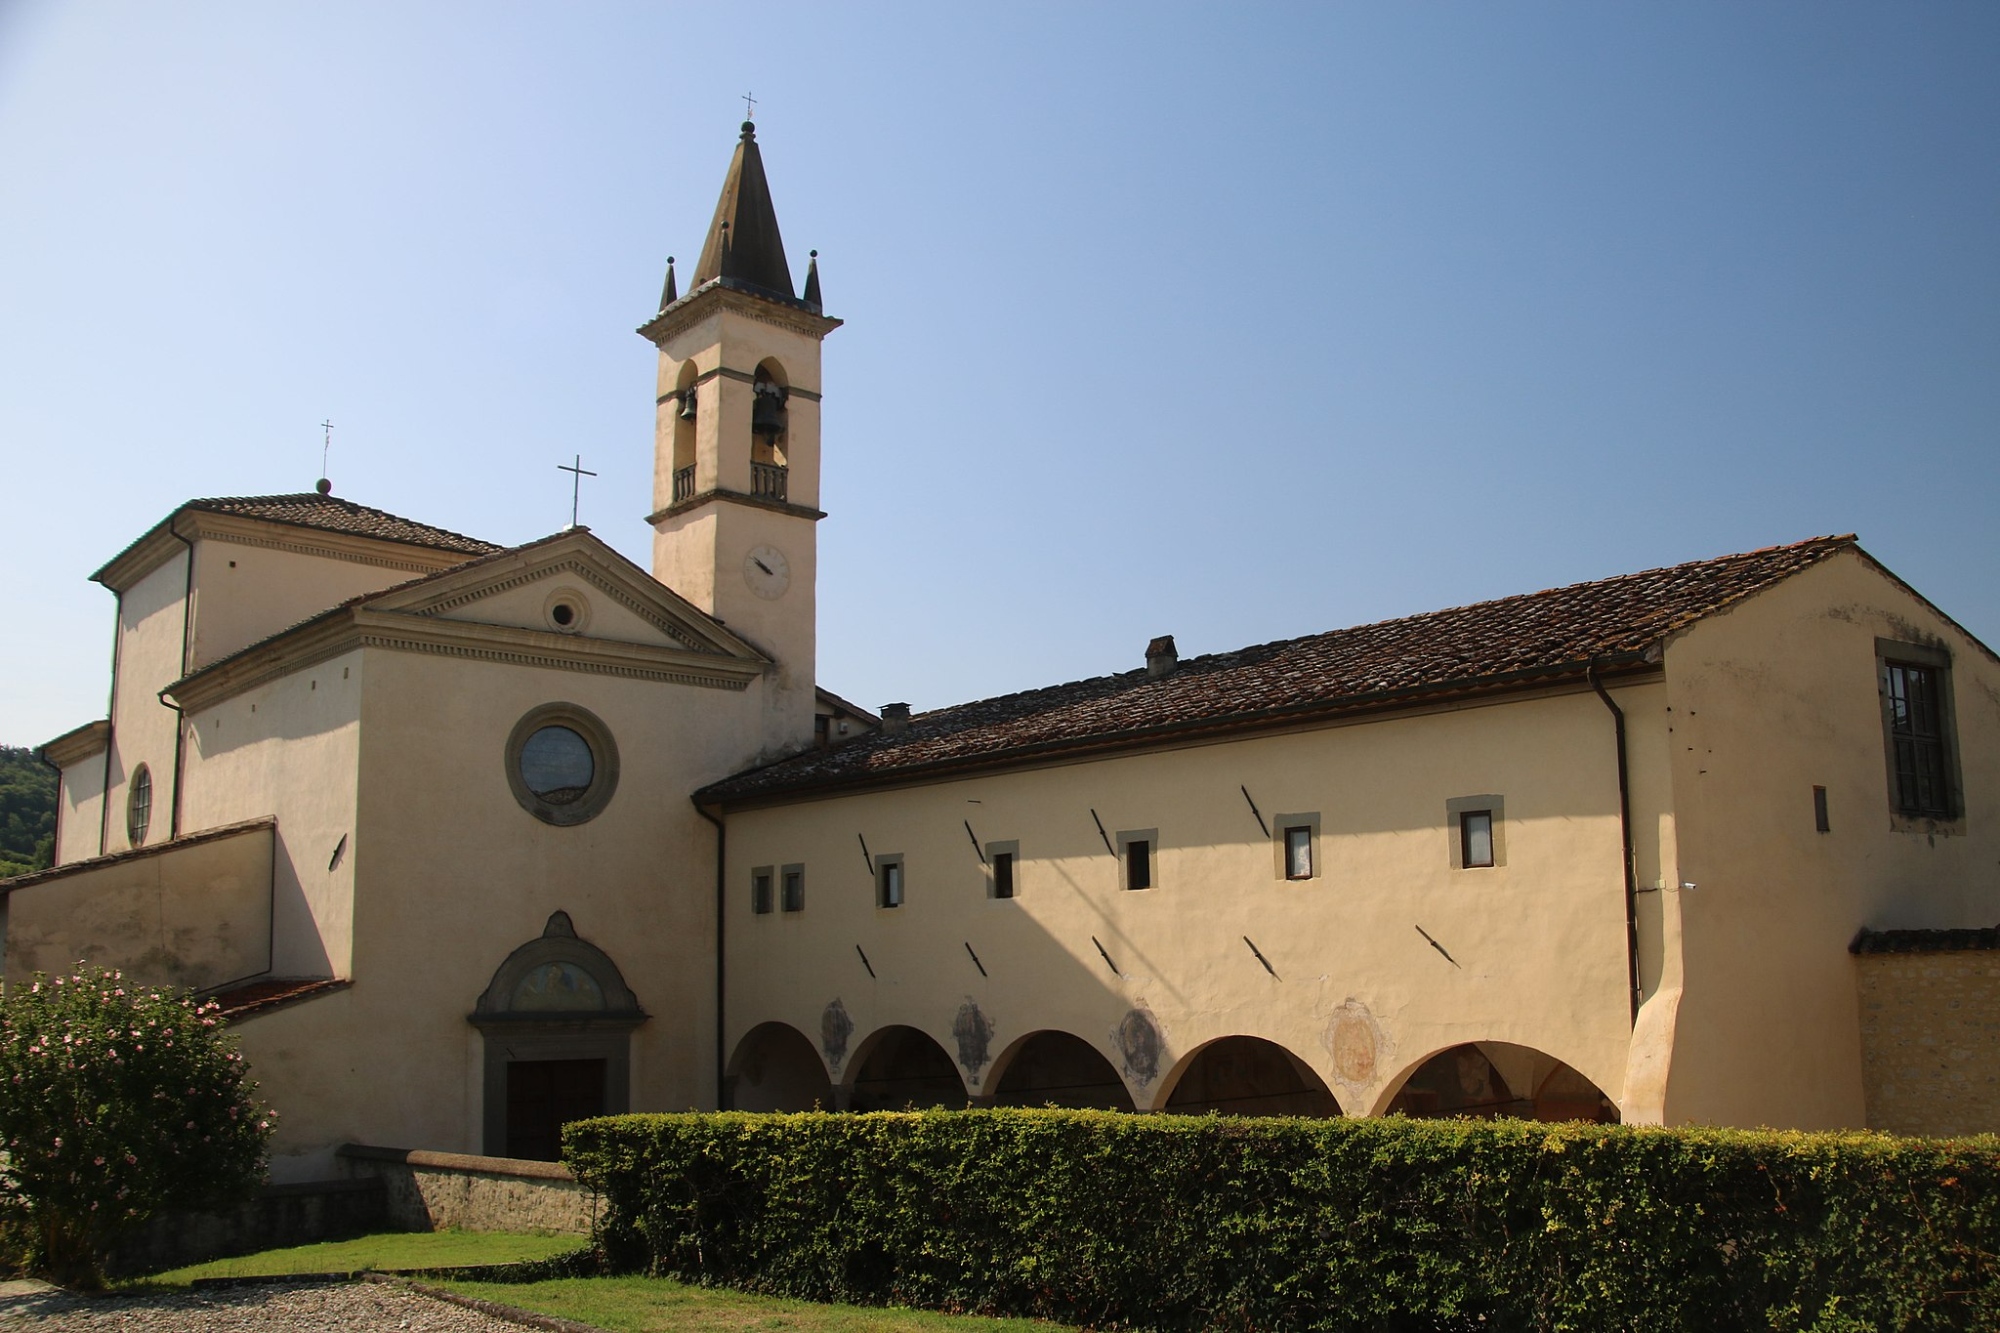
637 283 842 346
94 510 477 591
166 608 766 714
406 558 710 652
41 719 110 769
658 369 821 403
646 488 826 527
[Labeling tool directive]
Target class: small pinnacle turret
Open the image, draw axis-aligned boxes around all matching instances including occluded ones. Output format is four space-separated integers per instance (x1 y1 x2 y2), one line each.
659 256 677 310
802 250 822 311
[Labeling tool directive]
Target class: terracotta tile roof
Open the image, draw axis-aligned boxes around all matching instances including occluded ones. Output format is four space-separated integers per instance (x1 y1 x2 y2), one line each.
700 535 1858 804
206 977 350 1020
184 493 500 556
1850 926 2000 955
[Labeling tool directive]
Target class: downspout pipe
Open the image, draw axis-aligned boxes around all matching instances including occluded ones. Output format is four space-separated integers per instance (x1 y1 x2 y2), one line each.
160 519 196 841
1589 658 1642 1026
695 801 727 1110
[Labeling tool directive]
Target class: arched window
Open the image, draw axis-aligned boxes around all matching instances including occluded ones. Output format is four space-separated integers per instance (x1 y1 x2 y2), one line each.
470 911 646 1160
750 361 789 501
671 362 699 503
126 764 153 846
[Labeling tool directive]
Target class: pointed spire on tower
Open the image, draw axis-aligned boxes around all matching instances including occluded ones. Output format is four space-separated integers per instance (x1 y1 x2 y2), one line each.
658 256 677 309
802 250 822 311
691 121 794 301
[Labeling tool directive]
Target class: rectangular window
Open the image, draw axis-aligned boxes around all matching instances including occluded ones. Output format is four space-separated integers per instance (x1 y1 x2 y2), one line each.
1886 660 1952 817
1284 826 1313 880
781 865 805 913
1813 786 1830 833
751 867 774 915
877 857 904 909
1126 840 1152 891
992 851 1015 899
1460 810 1495 869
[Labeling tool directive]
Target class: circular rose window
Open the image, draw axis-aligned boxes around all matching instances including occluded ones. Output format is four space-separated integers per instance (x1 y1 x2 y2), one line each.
506 705 618 825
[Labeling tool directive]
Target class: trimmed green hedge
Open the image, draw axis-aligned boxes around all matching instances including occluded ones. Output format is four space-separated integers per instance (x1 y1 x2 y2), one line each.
565 1110 2000 1332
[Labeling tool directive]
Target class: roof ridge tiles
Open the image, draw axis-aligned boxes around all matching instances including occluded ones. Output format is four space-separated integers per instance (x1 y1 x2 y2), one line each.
697 534 1860 804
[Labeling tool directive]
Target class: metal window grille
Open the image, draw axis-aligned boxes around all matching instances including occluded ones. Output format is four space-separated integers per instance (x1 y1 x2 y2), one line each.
751 872 773 915
1460 811 1494 868
1886 662 1952 816
781 870 805 913
127 765 153 846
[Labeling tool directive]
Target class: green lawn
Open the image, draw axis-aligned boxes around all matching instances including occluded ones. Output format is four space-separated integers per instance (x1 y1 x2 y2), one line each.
439 1276 1070 1331
136 1228 583 1285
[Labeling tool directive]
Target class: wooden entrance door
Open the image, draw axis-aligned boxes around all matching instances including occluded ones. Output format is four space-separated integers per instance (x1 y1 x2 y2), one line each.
504 1058 606 1161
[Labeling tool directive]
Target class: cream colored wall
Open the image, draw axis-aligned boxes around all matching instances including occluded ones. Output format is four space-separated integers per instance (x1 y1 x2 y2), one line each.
244 645 775 1169
54 752 107 866
4 821 272 989
650 303 825 761
1660 551 2000 1130
105 550 190 854
188 537 441 670
177 649 364 979
723 683 1659 1120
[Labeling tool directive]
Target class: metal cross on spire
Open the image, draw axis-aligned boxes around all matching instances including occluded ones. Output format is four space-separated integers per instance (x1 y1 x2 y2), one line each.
558 454 597 529
741 90 757 120
317 419 334 495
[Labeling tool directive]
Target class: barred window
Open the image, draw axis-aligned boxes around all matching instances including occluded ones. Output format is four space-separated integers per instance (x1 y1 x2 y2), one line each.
127 764 153 846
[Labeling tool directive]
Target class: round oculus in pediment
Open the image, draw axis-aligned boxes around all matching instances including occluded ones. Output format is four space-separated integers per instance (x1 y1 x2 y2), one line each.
543 586 592 634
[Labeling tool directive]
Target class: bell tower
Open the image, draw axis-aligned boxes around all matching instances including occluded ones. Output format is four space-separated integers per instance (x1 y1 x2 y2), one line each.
640 121 840 757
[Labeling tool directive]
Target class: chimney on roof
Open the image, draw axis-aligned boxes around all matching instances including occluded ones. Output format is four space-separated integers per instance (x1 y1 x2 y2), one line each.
881 702 911 735
1145 635 1178 680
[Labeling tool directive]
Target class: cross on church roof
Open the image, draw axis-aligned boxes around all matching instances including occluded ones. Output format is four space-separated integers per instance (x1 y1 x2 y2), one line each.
558 454 597 530
742 90 757 120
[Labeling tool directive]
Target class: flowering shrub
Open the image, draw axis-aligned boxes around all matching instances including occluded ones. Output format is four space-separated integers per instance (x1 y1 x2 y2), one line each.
0 966 273 1287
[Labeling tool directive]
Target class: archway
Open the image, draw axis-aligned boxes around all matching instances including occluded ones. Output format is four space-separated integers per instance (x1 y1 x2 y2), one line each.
990 1031 1132 1110
469 910 646 1160
846 1025 967 1111
1383 1042 1618 1123
728 1022 833 1112
1161 1036 1341 1117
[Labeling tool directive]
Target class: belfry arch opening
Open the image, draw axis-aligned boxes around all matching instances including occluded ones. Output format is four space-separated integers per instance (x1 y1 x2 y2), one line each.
726 1022 833 1111
670 362 698 502
1161 1036 1341 1117
1384 1042 1618 1123
750 360 789 500
989 1031 1132 1110
845 1025 967 1111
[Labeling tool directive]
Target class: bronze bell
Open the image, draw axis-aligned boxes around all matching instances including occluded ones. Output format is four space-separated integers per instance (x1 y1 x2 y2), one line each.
678 386 697 420
751 389 787 440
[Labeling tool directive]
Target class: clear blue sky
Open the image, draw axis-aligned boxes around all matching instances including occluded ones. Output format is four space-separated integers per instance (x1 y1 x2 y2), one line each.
3 2 1995 748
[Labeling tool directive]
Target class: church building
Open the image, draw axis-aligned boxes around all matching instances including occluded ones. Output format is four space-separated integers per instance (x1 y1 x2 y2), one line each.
8 122 1998 1180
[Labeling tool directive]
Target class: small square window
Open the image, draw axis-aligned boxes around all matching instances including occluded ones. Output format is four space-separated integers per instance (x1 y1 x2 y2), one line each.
1813 786 1830 834
1283 826 1313 880
751 867 774 915
781 865 805 913
991 849 1016 900
1460 811 1494 869
877 857 904 909
1123 839 1153 891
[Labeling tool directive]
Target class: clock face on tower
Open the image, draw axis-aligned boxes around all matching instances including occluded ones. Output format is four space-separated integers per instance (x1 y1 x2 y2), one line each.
742 544 791 600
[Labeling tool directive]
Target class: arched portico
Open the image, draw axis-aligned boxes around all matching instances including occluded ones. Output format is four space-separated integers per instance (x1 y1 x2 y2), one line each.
727 1021 834 1111
845 1024 969 1111
469 910 645 1160
1157 1035 1341 1117
988 1030 1133 1110
1378 1042 1618 1123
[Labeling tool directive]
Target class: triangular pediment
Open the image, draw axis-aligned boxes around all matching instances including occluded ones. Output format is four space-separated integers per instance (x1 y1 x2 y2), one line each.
364 529 766 663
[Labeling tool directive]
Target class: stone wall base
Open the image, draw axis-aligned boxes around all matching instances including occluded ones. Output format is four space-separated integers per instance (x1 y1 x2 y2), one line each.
336 1144 595 1235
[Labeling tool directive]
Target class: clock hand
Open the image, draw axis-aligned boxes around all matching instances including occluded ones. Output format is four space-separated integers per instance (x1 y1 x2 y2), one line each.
753 558 774 575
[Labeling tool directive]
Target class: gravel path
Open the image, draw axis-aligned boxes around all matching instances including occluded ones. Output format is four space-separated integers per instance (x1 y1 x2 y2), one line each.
0 1279 547 1331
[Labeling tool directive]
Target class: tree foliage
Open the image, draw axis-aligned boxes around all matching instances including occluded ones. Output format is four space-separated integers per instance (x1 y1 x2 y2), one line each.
569 1109 2000 1332
0 967 274 1287
0 745 57 877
